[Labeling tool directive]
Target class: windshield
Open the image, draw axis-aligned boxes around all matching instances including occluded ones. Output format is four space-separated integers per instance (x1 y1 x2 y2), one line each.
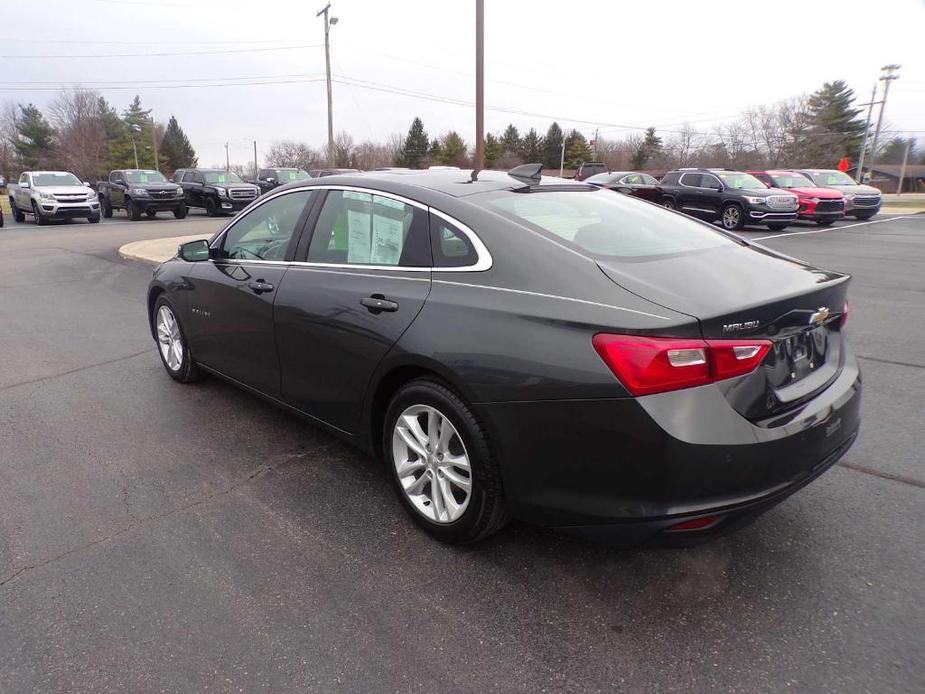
717 172 766 190
33 172 82 187
204 171 243 184
771 173 814 188
125 170 167 184
274 169 311 182
814 171 856 186
481 189 736 259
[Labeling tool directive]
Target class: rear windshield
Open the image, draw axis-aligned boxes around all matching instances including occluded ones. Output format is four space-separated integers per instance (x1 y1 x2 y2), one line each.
481 189 736 259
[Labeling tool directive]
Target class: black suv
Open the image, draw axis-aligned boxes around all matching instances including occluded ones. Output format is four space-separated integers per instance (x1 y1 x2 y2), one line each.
172 168 260 216
574 161 607 181
255 167 312 194
658 169 799 231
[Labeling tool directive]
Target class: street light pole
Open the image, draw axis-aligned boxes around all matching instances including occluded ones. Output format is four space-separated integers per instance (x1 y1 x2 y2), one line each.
897 137 912 196
317 4 337 168
130 124 141 168
867 63 901 182
474 0 484 170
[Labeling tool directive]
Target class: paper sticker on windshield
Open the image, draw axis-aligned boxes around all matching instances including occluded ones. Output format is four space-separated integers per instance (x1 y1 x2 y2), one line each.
287 171 297 181
217 174 226 184
139 174 149 183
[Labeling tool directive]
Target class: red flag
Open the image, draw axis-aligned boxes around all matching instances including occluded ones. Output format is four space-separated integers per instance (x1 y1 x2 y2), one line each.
837 157 850 172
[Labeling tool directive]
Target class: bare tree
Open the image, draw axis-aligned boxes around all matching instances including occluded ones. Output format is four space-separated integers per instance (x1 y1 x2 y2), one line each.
266 140 322 170
49 88 108 181
332 130 355 168
664 124 706 168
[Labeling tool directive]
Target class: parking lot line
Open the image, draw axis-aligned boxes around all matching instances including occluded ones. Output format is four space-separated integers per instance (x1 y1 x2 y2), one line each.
750 215 921 242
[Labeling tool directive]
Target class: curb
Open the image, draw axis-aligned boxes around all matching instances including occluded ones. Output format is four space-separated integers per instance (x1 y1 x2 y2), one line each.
119 234 211 266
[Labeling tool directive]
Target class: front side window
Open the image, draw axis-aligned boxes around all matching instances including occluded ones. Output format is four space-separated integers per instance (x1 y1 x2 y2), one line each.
307 190 429 267
701 174 722 190
481 189 736 260
219 190 313 261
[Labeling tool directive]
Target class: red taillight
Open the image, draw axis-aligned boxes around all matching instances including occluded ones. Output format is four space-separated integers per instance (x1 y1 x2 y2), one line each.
666 514 723 532
592 334 772 396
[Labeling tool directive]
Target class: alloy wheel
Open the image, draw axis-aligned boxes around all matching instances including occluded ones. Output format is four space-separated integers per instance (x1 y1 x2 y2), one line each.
392 404 472 524
722 206 741 229
156 305 184 371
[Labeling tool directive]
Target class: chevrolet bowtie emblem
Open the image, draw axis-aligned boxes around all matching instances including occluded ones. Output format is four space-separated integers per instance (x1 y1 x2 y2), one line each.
809 307 830 325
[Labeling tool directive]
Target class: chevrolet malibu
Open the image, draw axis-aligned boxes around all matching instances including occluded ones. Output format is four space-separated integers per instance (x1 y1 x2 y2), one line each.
147 165 861 545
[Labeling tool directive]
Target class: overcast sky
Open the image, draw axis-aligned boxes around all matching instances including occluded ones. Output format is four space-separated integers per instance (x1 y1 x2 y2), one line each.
4 0 924 167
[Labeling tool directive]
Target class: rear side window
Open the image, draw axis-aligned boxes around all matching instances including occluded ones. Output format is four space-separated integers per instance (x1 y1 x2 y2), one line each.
481 190 736 260
679 173 702 187
430 215 478 268
307 190 430 267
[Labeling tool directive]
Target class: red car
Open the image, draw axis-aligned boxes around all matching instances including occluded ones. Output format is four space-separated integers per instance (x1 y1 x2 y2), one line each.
749 170 845 226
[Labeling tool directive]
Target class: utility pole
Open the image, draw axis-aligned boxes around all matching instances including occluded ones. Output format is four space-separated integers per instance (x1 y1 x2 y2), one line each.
151 115 159 171
253 140 258 180
474 0 485 170
856 83 877 182
317 4 338 167
592 127 599 159
225 142 230 171
867 63 901 182
896 137 912 196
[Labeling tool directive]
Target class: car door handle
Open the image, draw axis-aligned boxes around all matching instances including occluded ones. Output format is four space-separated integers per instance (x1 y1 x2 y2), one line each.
248 280 275 294
361 296 399 312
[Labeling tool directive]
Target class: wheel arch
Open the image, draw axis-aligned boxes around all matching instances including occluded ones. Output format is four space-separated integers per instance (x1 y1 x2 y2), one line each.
364 357 478 460
147 285 167 338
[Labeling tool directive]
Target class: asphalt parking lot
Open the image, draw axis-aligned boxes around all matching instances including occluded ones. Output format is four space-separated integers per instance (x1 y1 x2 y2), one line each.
0 212 923 693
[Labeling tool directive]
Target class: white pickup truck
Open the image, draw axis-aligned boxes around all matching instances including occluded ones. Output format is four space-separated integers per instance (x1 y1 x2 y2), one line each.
8 171 101 225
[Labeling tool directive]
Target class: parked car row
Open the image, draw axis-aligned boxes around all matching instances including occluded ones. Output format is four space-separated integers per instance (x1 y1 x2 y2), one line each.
581 164 882 231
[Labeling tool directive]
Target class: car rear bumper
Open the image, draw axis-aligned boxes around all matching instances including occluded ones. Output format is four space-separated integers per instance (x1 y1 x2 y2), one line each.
478 352 861 543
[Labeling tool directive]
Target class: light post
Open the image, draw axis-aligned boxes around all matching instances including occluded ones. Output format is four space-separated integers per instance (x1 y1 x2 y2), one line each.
129 124 141 169
317 4 338 167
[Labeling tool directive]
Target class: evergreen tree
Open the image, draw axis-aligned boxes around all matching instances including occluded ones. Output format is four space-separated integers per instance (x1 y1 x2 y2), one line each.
159 115 197 175
542 122 564 169
483 133 503 168
119 95 157 169
878 136 919 165
97 96 130 170
500 124 521 154
13 103 55 169
564 129 593 169
519 128 543 163
396 117 429 169
438 131 468 167
803 80 865 163
631 127 663 169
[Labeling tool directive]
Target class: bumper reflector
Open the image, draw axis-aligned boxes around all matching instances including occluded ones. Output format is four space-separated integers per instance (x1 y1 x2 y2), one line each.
665 515 723 532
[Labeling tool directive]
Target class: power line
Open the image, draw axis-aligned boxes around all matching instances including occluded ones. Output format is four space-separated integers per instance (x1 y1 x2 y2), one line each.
0 44 322 59
0 78 326 92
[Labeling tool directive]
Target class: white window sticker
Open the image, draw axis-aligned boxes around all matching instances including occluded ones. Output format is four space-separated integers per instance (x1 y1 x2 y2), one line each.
370 213 403 265
346 210 371 264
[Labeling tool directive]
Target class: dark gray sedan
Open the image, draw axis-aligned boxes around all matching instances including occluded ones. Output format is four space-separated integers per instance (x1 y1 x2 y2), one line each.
147 165 860 545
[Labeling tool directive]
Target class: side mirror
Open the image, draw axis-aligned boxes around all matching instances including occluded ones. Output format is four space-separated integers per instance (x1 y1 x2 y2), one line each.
265 177 276 184
83 181 90 187
178 239 210 262
21 182 30 189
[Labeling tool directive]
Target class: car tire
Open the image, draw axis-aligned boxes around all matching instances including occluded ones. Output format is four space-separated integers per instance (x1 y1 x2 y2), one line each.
88 213 101 224
11 198 25 222
766 223 789 231
721 203 745 231
816 220 835 227
383 378 509 544
660 197 675 210
32 201 49 226
146 209 158 218
101 197 113 218
174 204 188 219
127 199 142 221
205 197 218 217
153 296 203 383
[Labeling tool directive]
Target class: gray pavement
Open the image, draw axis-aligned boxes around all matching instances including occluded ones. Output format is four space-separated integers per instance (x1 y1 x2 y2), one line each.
0 213 923 693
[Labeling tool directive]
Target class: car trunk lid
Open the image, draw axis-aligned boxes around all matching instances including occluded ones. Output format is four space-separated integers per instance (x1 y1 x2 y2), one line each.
597 243 850 420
